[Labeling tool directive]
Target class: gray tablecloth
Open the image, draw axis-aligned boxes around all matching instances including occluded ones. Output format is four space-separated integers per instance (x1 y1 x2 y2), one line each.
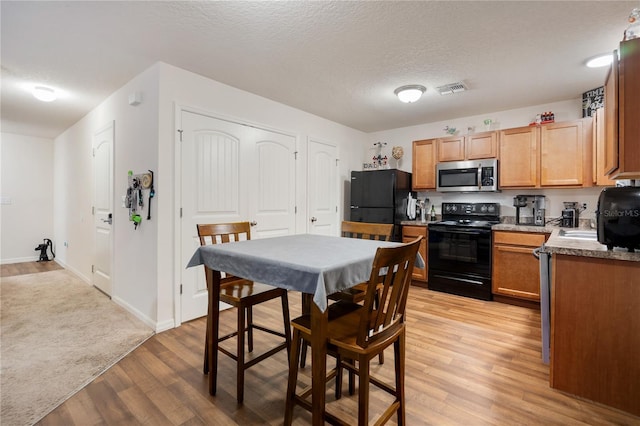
187 233 411 311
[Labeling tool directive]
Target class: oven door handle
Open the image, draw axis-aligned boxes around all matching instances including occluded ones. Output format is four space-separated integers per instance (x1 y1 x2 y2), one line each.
431 229 490 237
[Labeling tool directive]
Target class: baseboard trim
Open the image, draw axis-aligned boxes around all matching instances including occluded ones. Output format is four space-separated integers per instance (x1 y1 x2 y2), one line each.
111 295 161 331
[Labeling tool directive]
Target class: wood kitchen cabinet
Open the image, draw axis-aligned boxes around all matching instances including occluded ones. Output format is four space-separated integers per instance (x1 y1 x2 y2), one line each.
412 139 437 190
498 126 539 187
551 254 640 417
437 131 498 162
499 119 593 189
593 108 616 186
492 231 548 306
540 119 592 187
605 37 640 179
604 49 619 175
402 225 427 284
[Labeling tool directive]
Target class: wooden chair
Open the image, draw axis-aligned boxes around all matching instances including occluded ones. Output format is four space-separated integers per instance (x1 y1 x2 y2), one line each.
299 221 394 369
329 221 394 304
197 222 291 404
284 236 422 425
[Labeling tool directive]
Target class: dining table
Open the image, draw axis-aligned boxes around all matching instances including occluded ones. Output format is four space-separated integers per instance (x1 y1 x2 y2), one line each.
186 233 414 425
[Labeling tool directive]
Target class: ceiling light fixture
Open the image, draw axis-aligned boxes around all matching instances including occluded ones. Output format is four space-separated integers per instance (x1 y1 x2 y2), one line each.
394 85 426 103
32 86 57 102
585 54 613 68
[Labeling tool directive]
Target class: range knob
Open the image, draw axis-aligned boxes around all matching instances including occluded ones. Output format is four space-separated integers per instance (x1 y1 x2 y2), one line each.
487 205 496 213
480 205 488 213
450 205 458 212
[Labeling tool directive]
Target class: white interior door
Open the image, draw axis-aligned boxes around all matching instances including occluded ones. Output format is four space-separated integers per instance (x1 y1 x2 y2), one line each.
92 122 114 296
307 139 338 236
180 111 296 322
249 129 297 239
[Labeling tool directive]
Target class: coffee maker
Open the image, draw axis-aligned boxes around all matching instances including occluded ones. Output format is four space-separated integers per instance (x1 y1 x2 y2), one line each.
561 202 580 228
513 195 546 226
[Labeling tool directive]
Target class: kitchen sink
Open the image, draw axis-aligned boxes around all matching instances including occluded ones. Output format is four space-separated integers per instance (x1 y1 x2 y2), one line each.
557 229 598 240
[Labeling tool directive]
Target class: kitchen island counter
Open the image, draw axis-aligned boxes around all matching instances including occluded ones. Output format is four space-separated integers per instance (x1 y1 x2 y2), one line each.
543 229 640 262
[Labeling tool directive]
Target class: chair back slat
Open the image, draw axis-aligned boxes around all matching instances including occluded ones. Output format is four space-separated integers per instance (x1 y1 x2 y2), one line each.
197 222 251 282
341 221 393 241
197 222 251 246
356 236 422 349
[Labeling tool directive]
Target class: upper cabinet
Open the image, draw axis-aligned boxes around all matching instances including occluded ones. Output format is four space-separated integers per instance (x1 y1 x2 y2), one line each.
412 138 437 190
593 108 616 186
604 50 619 175
499 119 593 189
499 126 539 187
606 37 640 179
437 131 498 162
540 119 592 187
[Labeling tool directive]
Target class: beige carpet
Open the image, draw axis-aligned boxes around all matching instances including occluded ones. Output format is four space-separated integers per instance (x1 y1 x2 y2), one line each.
0 269 154 426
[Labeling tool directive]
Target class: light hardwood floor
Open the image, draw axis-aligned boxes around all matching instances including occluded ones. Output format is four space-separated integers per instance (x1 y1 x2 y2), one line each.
1 260 63 277
34 280 638 425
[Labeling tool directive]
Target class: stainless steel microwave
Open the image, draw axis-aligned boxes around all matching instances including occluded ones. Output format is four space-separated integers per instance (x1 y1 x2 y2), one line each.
436 159 499 192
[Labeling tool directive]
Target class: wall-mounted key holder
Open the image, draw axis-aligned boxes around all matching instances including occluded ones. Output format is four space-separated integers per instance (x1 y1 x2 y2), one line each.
125 170 155 230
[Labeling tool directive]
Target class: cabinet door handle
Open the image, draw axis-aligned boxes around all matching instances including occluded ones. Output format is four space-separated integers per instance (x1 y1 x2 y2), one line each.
310 217 317 223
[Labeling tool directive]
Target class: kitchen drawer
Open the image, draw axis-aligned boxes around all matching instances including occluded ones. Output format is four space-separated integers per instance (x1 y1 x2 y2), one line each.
402 225 427 239
493 230 546 247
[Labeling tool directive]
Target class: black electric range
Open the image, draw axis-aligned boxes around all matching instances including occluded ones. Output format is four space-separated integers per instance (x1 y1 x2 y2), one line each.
427 202 500 301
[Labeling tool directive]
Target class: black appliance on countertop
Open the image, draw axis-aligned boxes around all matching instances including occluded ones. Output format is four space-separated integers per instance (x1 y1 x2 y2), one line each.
561 202 580 228
513 195 546 226
596 186 640 251
350 169 414 242
428 202 501 301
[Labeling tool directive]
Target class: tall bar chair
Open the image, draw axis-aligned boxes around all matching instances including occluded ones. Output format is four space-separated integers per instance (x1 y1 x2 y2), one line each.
301 221 393 370
197 222 291 404
284 236 422 425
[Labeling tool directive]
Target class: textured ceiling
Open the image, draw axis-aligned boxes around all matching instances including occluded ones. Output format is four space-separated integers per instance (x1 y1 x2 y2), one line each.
1 1 636 139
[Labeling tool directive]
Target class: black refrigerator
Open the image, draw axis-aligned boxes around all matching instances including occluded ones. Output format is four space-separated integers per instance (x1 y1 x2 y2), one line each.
349 169 414 242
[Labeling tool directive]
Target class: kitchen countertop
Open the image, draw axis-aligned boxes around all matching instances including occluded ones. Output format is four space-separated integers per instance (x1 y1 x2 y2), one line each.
400 218 640 262
542 229 640 262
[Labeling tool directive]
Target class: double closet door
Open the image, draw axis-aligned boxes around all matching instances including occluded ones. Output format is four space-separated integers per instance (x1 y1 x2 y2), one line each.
180 111 297 322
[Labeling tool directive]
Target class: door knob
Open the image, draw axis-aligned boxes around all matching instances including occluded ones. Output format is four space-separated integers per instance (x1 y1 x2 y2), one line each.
310 217 317 223
250 221 258 226
101 213 113 225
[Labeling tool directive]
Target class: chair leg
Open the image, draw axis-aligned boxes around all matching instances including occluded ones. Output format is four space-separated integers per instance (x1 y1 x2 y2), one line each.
284 328 302 426
247 306 254 353
357 355 370 426
395 331 406 426
348 359 355 395
281 292 291 358
300 342 308 367
299 293 310 368
203 330 209 374
335 355 343 399
237 306 246 404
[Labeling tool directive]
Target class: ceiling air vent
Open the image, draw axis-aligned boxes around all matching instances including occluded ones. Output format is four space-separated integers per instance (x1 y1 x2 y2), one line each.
436 82 468 95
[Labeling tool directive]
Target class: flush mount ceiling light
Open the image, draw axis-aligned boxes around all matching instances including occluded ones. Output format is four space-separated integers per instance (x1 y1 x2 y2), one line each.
32 86 57 102
585 53 613 68
394 85 426 103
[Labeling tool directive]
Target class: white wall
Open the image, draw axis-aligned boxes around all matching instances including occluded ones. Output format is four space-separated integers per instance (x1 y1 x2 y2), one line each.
366 99 605 221
50 60 603 331
54 65 160 328
1 133 54 263
52 62 367 331
156 62 368 327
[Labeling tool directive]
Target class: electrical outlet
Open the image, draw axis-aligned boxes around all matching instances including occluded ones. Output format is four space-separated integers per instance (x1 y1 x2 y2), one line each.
64 241 68 247
582 203 587 210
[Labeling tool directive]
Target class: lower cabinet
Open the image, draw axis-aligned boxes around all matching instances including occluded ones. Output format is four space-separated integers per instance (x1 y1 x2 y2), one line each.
492 231 548 304
402 225 428 283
